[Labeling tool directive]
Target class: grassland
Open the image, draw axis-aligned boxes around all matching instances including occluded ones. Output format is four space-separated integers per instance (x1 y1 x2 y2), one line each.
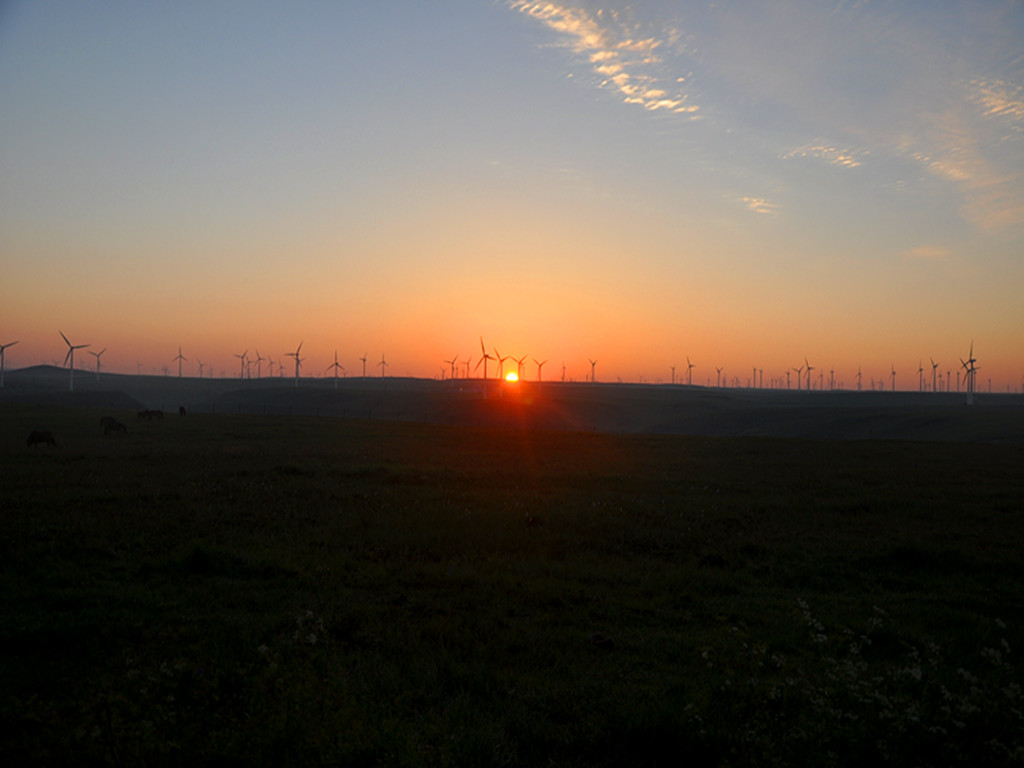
2 403 1023 766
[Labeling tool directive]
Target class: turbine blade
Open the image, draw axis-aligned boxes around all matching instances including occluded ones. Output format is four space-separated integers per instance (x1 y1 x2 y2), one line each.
60 330 71 347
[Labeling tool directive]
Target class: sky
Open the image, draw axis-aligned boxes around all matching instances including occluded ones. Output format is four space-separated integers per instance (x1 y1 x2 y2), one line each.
2 1 1022 390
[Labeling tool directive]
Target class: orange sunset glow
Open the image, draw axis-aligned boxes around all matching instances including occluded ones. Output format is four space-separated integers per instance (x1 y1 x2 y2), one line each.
1 3 1021 391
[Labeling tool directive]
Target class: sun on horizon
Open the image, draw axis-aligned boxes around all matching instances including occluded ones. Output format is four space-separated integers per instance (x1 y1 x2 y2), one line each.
505 371 518 382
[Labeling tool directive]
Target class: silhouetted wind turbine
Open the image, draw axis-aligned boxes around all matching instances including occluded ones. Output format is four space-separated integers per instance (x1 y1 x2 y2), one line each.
254 350 265 380
793 363 804 391
234 349 248 379
174 346 187 378
931 358 939 392
327 350 344 388
60 331 89 392
444 355 458 380
198 360 206 379
285 342 303 387
589 358 597 383
360 353 368 378
857 366 862 391
671 365 676 385
686 356 694 386
378 352 388 378
475 337 494 379
918 361 924 392
89 347 107 380
890 364 896 391
534 358 547 381
715 366 723 388
515 354 528 379
494 348 510 379
0 339 18 388
805 358 814 391
960 341 978 405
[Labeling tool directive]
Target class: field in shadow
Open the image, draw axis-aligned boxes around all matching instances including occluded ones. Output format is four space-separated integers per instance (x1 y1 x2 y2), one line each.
1 404 1023 765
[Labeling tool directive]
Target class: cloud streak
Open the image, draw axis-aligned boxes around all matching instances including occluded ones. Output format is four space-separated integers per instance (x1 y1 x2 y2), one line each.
509 2 699 115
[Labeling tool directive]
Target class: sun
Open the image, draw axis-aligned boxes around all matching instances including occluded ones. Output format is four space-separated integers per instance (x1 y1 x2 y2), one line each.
505 371 518 382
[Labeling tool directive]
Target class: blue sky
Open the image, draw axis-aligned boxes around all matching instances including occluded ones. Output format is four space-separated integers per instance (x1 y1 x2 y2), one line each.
2 1 1022 387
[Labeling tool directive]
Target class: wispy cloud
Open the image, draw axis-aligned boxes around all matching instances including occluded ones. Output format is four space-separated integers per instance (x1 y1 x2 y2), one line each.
783 143 865 168
738 196 778 215
509 2 699 115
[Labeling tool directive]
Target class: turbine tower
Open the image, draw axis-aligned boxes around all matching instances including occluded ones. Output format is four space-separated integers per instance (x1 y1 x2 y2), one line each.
360 353 368 378
254 351 265 380
918 361 924 392
285 341 303 387
444 355 458 380
715 366 723 388
589 358 597 383
378 352 388 378
805 358 814 391
0 340 18 388
534 358 547 381
89 347 107 381
670 365 676 385
59 331 89 392
931 358 940 393
515 354 529 379
494 348 510 379
891 364 896 392
794 363 804 392
174 346 187 378
686 356 694 386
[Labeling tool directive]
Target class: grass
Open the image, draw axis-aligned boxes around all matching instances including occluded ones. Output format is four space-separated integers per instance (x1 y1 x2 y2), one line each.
1 403 1023 766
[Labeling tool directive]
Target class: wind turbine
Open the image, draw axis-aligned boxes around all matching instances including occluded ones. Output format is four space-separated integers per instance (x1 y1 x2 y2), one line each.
254 350 265 379
0 339 18 388
515 354 529 379
198 360 206 379
326 350 345 388
793 363 804 391
285 342 303 387
805 358 815 391
378 352 388 378
89 347 107 380
686 356 695 386
670 365 676 385
444 355 458 380
715 366 723 388
918 361 924 392
359 353 368 378
494 348 511 379
60 331 89 392
890 364 896 391
534 358 547 381
857 366 862 391
931 358 940 392
174 346 187 378
234 349 248 379
475 337 494 379
589 358 597 383
960 341 978 405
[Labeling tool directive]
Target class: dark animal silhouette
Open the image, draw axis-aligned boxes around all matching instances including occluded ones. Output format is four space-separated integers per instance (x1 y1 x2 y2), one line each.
179 406 187 416
104 419 127 435
100 416 117 430
27 430 56 447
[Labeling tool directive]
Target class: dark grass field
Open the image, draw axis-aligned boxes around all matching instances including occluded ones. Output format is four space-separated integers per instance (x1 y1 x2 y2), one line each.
2 403 1023 766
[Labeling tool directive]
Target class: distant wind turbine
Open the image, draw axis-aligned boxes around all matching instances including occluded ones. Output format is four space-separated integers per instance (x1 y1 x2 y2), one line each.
254 350 265 380
793 363 804 391
475 337 494 379
960 341 978 405
285 341 303 387
60 331 89 392
931 358 939 393
444 355 458 380
534 358 547 381
174 346 187 378
234 349 248 379
89 347 107 380
918 361 924 392
198 360 206 379
715 366 723 388
378 352 388 378
589 358 597 383
891 364 896 392
515 354 529 379
360 353 368 378
326 350 344 388
687 356 694 386
0 339 18 388
805 358 815 391
494 348 511 379
670 365 676 385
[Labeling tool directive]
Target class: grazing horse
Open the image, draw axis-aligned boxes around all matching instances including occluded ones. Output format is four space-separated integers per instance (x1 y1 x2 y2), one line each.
179 406 187 416
104 419 128 435
100 416 117 430
27 430 56 447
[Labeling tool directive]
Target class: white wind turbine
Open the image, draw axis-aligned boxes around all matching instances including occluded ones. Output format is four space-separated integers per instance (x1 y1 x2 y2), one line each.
285 342 304 387
89 347 107 380
0 339 17 388
174 346 187 378
60 331 89 392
